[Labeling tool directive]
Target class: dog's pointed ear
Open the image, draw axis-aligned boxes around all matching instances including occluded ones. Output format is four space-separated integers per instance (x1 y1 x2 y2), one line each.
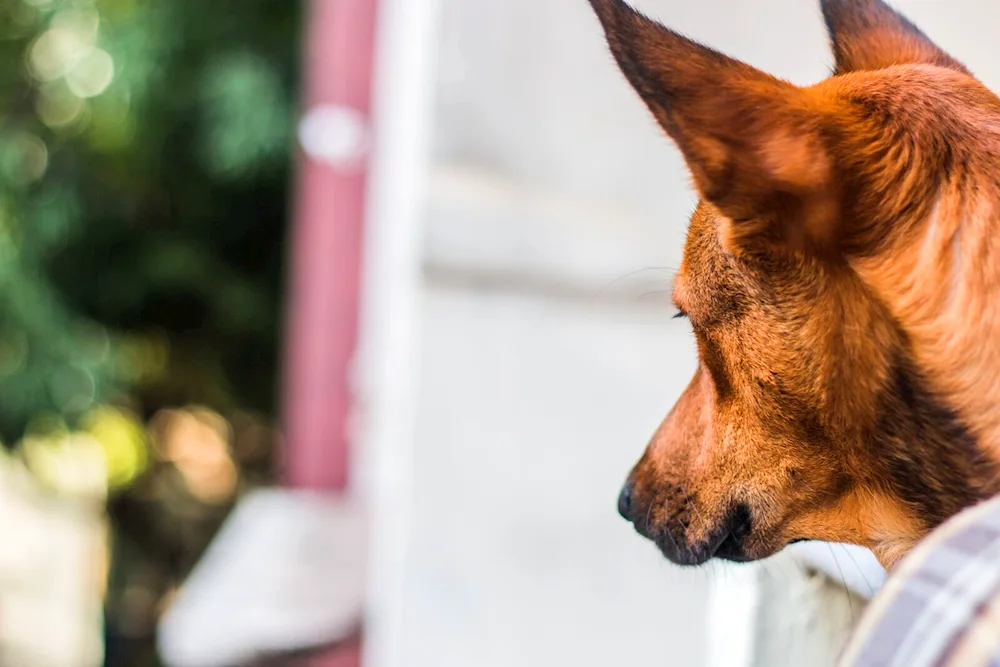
821 0 968 75
590 0 837 251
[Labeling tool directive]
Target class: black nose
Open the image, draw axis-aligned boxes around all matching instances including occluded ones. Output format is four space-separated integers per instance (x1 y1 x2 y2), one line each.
618 480 636 521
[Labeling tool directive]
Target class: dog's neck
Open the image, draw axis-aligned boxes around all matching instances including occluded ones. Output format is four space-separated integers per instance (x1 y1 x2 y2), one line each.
856 187 1000 470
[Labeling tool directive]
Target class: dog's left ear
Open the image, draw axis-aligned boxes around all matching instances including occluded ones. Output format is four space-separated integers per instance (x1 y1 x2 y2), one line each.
590 0 838 252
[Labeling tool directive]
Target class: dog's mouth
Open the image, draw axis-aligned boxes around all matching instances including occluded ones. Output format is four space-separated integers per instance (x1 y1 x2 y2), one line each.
707 503 755 563
647 503 757 566
712 531 753 563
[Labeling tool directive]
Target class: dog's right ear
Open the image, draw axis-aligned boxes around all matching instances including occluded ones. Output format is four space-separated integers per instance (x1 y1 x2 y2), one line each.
589 0 838 253
821 0 968 75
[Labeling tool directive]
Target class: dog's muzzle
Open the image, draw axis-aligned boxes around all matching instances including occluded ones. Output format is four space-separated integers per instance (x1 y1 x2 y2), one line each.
618 479 754 565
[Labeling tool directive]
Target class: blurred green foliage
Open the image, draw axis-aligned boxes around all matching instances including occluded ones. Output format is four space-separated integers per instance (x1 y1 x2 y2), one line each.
0 0 301 444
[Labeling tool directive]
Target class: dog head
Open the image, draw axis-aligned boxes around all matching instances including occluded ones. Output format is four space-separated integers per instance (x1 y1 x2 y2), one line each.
594 0 1000 569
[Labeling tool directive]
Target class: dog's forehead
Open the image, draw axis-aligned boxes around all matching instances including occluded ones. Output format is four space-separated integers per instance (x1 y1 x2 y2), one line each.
811 64 1000 126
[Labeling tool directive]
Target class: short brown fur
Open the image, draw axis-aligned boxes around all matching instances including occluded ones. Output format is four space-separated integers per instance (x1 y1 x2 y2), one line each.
593 0 1000 569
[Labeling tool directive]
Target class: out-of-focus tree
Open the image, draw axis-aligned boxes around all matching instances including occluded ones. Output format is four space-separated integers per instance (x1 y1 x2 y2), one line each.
0 0 300 451
1 4 300 663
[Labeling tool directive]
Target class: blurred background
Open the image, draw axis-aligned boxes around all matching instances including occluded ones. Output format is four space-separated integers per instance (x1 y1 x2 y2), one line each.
0 0 293 665
0 0 992 666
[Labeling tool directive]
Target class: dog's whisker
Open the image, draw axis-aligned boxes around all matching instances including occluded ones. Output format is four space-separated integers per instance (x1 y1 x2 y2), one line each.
837 543 876 598
766 556 795 584
636 289 675 302
661 498 684 558
678 486 708 532
826 543 856 625
597 266 676 298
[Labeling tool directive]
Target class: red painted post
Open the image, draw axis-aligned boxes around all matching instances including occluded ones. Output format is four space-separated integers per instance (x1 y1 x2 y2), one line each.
281 0 379 665
283 0 378 491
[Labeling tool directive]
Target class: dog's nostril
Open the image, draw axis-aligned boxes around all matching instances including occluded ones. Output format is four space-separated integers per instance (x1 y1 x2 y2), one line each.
618 480 635 521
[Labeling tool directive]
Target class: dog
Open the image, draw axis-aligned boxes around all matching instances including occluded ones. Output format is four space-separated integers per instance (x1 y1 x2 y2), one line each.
592 0 1000 570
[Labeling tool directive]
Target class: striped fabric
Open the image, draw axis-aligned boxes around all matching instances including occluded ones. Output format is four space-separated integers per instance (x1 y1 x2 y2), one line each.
840 495 1000 667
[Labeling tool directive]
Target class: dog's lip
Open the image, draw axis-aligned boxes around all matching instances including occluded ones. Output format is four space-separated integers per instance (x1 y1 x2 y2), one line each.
649 503 756 566
652 527 746 566
651 534 719 566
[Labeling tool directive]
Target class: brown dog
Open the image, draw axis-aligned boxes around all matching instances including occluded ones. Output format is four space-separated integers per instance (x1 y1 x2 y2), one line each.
594 0 1000 570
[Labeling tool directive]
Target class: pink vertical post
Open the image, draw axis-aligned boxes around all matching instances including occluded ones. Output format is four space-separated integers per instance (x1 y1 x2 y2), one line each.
282 1 378 664
283 0 378 491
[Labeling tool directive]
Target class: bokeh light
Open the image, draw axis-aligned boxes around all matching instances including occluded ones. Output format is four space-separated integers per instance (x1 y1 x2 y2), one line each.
1 132 49 186
82 406 147 491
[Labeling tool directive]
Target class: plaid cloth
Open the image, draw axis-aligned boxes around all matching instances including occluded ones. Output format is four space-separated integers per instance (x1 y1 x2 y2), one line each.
840 494 1000 667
